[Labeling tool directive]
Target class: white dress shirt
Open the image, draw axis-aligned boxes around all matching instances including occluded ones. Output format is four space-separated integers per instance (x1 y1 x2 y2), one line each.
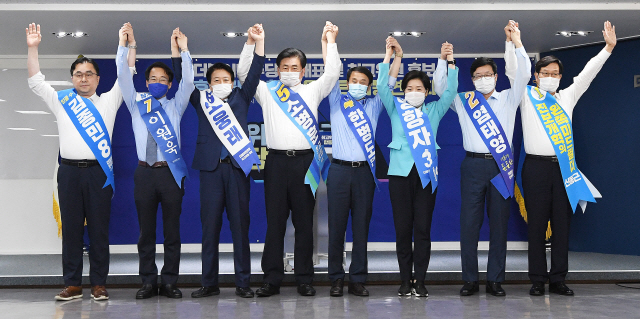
237 43 341 150
435 42 532 153
28 66 134 160
511 48 611 156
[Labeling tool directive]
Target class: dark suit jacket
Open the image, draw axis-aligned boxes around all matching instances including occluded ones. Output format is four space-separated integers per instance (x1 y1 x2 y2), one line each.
172 53 265 172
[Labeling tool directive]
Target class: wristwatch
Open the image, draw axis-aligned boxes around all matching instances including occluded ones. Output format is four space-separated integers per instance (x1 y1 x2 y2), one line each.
447 59 456 65
128 45 137 49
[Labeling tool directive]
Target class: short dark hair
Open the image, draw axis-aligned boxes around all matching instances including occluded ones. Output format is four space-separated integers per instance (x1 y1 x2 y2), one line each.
401 70 431 92
70 57 100 76
535 55 564 74
347 66 373 86
276 48 307 68
470 57 497 76
145 62 174 83
206 63 235 84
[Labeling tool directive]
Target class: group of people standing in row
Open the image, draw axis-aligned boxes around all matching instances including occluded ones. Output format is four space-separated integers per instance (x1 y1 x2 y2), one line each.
25 18 615 301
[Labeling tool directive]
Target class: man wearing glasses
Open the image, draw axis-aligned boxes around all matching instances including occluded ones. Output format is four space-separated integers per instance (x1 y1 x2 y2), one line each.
512 21 614 297
434 21 531 297
26 23 136 301
116 23 194 299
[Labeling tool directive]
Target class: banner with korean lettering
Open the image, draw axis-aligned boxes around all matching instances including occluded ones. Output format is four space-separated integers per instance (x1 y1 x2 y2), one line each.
526 86 597 212
199 90 260 176
340 93 378 188
460 91 515 199
57 88 115 190
100 55 531 245
136 92 188 187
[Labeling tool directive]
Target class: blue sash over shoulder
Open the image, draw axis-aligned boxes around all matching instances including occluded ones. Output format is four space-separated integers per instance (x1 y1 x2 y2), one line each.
339 93 378 188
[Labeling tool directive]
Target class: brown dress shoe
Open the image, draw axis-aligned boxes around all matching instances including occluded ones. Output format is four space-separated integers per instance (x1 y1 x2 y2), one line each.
55 286 83 301
91 285 109 301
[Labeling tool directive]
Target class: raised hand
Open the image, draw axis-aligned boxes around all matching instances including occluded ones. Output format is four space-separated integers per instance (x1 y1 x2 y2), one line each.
119 25 127 46
387 37 403 56
26 23 42 48
603 20 616 52
123 22 135 46
440 42 453 60
510 22 522 47
249 24 264 42
385 36 395 58
321 24 332 42
171 28 180 50
176 29 188 51
325 21 338 43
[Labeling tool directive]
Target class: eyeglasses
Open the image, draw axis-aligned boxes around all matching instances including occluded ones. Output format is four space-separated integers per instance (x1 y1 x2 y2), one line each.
72 72 97 79
539 71 561 78
471 73 495 81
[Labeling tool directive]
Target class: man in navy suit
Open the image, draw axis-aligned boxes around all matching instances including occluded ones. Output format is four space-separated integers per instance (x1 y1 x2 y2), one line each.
172 24 265 298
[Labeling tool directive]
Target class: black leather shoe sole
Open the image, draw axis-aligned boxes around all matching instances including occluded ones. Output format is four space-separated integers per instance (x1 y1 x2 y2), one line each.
191 289 220 298
159 290 182 298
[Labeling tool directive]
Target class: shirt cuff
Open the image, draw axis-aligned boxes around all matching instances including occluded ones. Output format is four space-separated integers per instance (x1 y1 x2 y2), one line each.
515 46 527 57
180 50 191 59
27 71 45 87
598 47 612 59
243 43 255 55
505 41 515 51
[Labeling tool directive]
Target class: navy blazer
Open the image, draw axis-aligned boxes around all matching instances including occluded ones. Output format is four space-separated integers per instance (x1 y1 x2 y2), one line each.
172 53 265 172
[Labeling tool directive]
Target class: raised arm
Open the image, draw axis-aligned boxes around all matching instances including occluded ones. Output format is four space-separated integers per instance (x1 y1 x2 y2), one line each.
116 23 138 114
236 27 257 85
430 45 458 120
308 22 341 99
561 21 615 106
504 22 532 110
378 42 398 118
387 36 403 79
26 23 41 78
173 29 195 115
239 24 266 104
433 42 453 97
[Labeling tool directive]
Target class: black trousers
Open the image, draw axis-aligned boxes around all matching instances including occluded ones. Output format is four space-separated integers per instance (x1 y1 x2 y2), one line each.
459 156 511 283
522 155 572 283
327 162 375 283
57 162 112 286
388 165 437 282
199 163 251 288
261 152 316 286
134 165 184 285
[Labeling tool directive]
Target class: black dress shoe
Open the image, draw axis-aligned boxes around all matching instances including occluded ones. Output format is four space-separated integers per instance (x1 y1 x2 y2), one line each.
529 281 545 296
255 283 280 297
330 279 344 297
398 280 412 296
486 281 506 296
235 287 254 298
191 286 220 298
549 282 574 296
297 283 316 296
348 282 369 297
460 281 479 296
159 284 182 299
135 284 158 299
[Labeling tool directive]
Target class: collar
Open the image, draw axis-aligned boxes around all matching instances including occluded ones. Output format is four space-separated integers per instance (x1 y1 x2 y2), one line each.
87 93 99 102
487 90 500 100
157 96 168 105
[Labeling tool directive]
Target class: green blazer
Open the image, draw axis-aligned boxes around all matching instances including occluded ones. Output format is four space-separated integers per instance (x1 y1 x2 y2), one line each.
377 62 459 177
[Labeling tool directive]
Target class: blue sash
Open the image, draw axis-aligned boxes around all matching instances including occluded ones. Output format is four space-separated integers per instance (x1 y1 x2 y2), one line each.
201 90 261 176
57 89 114 190
267 80 329 195
459 91 515 199
393 97 438 192
526 85 595 211
339 93 378 188
136 93 188 187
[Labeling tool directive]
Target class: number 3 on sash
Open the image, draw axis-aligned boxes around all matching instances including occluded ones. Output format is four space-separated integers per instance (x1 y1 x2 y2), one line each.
144 99 152 113
277 84 290 102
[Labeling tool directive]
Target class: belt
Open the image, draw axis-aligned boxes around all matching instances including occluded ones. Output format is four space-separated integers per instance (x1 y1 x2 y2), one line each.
219 157 233 164
138 161 169 168
268 149 313 156
332 158 368 168
466 151 493 160
526 154 559 162
61 158 99 168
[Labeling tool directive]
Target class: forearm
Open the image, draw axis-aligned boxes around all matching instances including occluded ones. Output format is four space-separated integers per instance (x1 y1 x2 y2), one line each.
116 46 137 111
321 40 327 64
389 55 401 78
255 39 264 57
376 63 396 115
127 47 136 68
237 43 255 84
27 46 40 78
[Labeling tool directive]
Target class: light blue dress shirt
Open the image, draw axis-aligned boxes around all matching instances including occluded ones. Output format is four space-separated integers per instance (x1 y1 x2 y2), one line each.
116 46 195 162
377 62 459 177
328 76 395 162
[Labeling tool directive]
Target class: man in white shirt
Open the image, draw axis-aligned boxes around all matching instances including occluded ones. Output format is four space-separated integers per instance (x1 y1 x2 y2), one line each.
237 22 341 297
26 23 135 301
510 21 615 297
